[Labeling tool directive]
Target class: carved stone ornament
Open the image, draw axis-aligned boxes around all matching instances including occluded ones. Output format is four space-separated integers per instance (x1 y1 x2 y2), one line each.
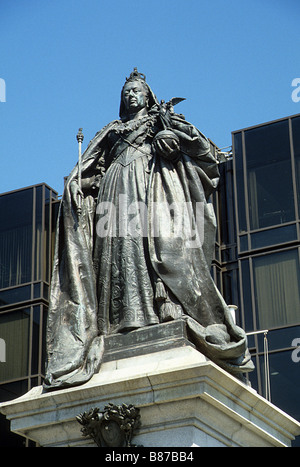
76 403 141 447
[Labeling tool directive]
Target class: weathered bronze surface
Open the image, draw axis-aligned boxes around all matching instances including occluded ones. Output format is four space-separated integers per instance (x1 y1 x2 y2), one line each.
44 68 254 390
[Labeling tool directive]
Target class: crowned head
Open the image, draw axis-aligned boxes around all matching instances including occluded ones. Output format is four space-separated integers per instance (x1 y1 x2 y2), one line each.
119 68 158 121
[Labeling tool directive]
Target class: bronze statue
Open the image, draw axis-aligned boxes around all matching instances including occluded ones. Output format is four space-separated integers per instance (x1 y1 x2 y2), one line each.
44 69 253 389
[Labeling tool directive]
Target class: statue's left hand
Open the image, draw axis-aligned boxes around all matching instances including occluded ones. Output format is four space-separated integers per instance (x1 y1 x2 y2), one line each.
155 138 179 158
153 130 180 161
70 181 84 215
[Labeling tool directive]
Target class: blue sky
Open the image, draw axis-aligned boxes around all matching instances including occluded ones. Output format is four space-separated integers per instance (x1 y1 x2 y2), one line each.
1 0 300 196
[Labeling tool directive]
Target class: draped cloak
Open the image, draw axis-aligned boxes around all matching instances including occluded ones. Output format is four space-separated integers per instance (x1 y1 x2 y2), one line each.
44 109 254 389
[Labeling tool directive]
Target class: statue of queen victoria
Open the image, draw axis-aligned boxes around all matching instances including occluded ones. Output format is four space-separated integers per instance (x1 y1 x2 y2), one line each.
44 69 254 389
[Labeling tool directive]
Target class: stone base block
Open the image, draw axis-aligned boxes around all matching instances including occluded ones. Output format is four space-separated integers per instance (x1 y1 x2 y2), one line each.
1 336 300 447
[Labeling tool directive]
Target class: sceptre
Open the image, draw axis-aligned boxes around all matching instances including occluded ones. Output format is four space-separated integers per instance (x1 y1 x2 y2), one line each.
76 128 84 215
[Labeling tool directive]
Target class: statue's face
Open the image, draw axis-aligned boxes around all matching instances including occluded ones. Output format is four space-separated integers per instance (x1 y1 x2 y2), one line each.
122 80 148 114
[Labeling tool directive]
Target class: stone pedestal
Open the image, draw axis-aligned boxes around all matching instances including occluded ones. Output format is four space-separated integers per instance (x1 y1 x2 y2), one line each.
1 321 300 447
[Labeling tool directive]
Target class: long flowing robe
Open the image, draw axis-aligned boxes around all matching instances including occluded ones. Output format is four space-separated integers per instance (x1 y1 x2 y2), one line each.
44 108 254 389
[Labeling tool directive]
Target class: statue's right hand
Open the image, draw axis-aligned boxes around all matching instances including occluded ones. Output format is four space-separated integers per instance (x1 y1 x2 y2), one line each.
70 181 84 215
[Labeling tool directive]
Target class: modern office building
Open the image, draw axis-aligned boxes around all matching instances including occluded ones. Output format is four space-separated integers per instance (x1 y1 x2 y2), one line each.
0 113 299 446
213 112 300 446
0 184 59 446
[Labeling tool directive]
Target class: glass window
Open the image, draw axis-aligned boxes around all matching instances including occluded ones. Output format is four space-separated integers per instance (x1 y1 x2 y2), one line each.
218 161 236 245
51 201 60 264
31 305 41 375
256 325 300 353
44 196 50 283
259 351 300 446
247 355 258 388
33 282 41 299
0 190 33 288
43 283 49 300
291 116 300 218
245 120 295 229
0 309 30 382
221 246 236 263
222 267 240 314
240 259 254 331
34 185 43 282
239 234 249 252
41 305 48 375
44 186 51 203
0 285 31 307
233 132 247 233
253 249 300 329
251 224 297 250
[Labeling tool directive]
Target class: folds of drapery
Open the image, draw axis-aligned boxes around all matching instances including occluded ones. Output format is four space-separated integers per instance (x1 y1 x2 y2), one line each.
44 122 117 389
44 115 254 390
148 117 254 375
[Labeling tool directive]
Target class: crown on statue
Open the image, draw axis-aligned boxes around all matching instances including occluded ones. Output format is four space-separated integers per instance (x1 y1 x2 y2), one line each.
126 67 146 83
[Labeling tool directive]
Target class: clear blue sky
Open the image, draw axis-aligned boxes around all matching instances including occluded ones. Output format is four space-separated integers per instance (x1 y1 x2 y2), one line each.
1 0 300 196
